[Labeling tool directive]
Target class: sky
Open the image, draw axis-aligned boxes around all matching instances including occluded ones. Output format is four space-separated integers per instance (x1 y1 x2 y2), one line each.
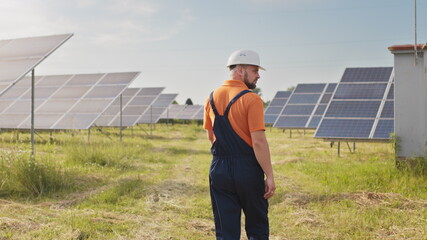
0 0 426 104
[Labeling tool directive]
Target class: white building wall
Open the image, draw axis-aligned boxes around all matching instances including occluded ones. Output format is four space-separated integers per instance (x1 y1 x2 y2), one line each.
391 49 427 157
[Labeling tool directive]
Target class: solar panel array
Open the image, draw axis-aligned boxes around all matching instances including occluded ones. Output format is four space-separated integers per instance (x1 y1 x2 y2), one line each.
314 67 394 140
273 83 336 129
0 72 139 129
264 91 292 124
176 105 204 120
161 104 187 119
160 104 203 120
138 93 178 124
193 105 204 120
95 87 164 127
0 34 73 96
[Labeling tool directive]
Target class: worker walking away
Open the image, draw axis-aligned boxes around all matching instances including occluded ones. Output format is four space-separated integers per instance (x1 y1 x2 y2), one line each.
203 49 275 240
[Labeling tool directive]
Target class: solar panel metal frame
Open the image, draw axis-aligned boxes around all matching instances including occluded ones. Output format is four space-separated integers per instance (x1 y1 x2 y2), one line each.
0 72 139 130
0 34 73 97
314 67 394 141
273 83 336 129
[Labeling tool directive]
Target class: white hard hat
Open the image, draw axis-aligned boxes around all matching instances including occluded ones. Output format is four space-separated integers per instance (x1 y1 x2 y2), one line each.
227 49 265 70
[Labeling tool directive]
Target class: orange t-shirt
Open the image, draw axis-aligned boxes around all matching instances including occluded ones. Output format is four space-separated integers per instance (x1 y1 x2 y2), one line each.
203 80 266 147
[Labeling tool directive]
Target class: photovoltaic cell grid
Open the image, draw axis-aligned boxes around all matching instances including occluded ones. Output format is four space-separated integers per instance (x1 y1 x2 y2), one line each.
314 67 394 140
264 91 292 124
0 34 73 97
160 104 187 119
193 106 204 120
94 88 142 127
176 105 204 120
160 104 203 120
0 72 139 129
273 83 336 129
138 93 178 124
95 87 164 127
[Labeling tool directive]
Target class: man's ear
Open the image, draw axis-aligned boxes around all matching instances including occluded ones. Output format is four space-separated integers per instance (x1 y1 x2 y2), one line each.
236 65 244 76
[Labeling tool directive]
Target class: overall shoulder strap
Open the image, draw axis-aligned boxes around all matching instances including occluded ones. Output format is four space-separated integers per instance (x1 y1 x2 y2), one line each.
209 91 220 116
224 90 252 116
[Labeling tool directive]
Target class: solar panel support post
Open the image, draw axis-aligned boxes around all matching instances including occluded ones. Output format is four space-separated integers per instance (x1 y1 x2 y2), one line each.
150 106 153 136
337 141 341 157
88 128 91 142
346 142 354 153
166 108 169 127
120 94 123 143
31 69 35 157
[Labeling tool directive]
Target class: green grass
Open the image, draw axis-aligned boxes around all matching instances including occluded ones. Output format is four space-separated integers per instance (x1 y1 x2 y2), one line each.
0 125 426 239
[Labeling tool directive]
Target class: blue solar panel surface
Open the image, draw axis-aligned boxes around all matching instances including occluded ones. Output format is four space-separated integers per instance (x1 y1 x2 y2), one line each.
325 101 381 118
288 94 321 104
333 84 387 99
283 105 315 115
265 106 283 115
315 67 394 140
341 67 393 82
308 116 322 128
273 83 336 129
275 116 309 128
264 90 292 124
373 120 394 139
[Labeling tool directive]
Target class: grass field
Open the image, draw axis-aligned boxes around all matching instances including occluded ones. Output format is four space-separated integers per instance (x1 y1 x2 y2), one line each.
0 124 427 239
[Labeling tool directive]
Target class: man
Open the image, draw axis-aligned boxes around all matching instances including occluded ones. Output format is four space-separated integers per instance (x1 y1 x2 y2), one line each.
203 49 275 240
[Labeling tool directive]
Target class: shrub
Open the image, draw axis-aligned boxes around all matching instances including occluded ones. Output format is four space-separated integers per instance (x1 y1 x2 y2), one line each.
0 150 74 197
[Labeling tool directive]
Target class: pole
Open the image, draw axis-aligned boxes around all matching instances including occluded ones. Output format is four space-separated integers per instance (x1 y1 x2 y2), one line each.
120 94 123 143
31 69 35 157
414 0 418 64
166 108 169 126
150 106 153 136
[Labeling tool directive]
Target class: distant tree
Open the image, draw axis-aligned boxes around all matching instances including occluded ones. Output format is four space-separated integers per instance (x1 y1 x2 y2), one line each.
252 87 262 96
185 98 193 105
172 100 178 104
287 86 296 91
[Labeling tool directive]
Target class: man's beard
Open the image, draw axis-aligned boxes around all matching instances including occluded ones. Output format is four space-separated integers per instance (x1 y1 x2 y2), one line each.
243 71 256 89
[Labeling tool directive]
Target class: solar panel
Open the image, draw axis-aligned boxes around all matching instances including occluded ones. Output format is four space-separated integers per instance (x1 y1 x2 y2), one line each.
95 87 165 127
176 105 204 120
0 34 73 96
273 83 336 129
0 72 139 129
160 104 187 119
264 91 292 124
192 106 204 120
138 93 178 124
314 67 394 140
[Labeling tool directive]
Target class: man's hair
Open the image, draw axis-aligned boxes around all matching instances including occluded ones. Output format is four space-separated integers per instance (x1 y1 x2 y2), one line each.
229 64 248 75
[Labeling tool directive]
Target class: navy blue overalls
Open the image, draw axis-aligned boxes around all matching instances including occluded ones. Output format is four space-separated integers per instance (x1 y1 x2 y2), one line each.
209 90 269 240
